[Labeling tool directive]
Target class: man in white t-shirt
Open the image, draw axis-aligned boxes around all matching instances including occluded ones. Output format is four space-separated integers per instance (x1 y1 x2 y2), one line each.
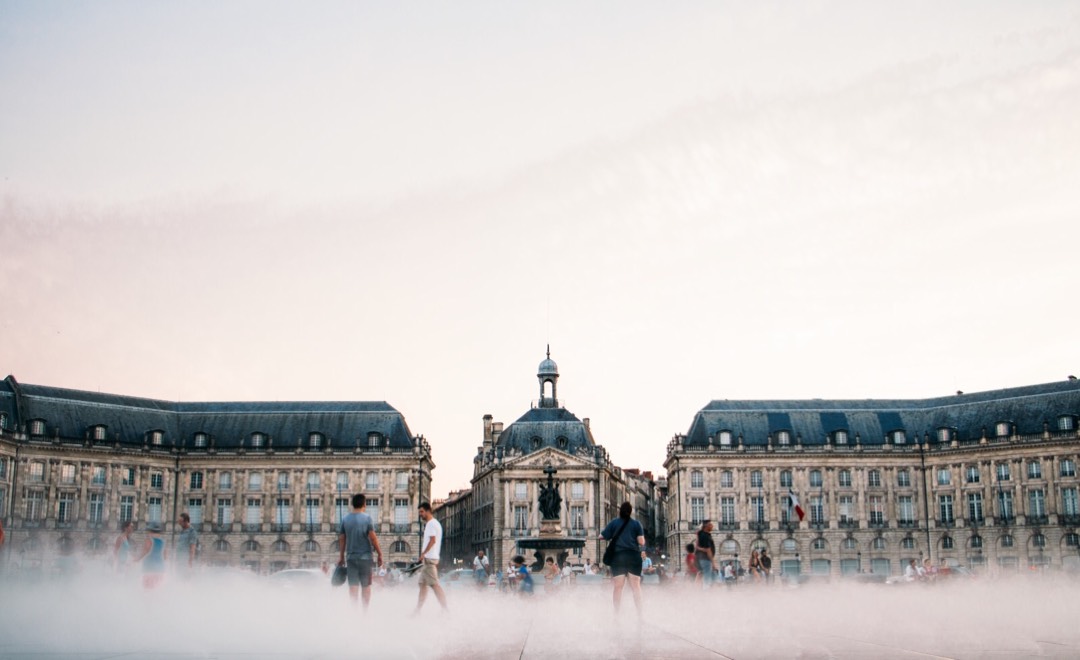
414 502 448 614
472 549 489 588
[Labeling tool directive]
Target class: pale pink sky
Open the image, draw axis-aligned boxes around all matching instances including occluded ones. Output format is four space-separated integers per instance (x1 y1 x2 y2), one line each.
2 2 1079 497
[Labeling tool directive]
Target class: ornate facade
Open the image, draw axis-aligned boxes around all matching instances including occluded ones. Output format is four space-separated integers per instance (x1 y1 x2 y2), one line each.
437 350 663 572
663 379 1080 578
0 376 433 574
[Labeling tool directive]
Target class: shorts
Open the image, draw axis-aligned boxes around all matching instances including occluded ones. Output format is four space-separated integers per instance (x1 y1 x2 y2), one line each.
346 557 374 588
609 550 643 578
418 559 440 586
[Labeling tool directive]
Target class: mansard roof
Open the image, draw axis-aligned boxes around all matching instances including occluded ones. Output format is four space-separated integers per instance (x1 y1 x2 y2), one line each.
494 405 595 455
685 379 1080 447
0 376 417 450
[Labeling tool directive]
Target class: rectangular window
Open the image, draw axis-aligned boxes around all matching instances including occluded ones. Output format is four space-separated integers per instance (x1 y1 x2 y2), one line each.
809 471 822 488
245 498 262 526
393 498 409 528
60 464 76 484
26 490 45 520
690 471 704 488
366 497 379 524
937 468 951 486
809 495 824 524
780 471 793 488
1061 460 1077 478
277 472 290 491
147 496 162 523
0 458 6 479
898 496 915 525
897 470 911 488
188 498 203 525
150 472 163 489
938 495 954 524
89 466 106 486
275 498 291 527
58 492 76 523
219 472 233 490
1029 489 1046 517
0 488 7 517
335 497 349 524
690 497 705 525
721 471 734 488
966 466 980 483
721 496 736 525
216 498 233 524
571 505 585 533
996 463 1010 482
190 472 204 490
29 462 45 482
961 491 982 523
327 472 341 491
571 482 585 499
998 490 1014 520
248 472 263 490
1028 461 1042 479
751 496 765 523
839 495 854 523
365 472 379 491
395 472 409 491
838 471 852 487
1063 488 1079 517
514 483 528 500
305 498 320 526
88 493 104 523
120 495 134 522
750 471 763 488
868 471 881 488
513 505 528 531
868 496 884 525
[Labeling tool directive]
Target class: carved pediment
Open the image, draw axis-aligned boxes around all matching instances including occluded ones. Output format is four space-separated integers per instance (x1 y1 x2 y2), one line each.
503 448 594 471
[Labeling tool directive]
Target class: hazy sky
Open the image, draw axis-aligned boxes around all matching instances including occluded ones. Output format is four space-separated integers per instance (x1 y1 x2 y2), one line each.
2 2 1078 497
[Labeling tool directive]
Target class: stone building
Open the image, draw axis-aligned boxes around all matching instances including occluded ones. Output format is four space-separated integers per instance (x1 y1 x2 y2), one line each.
663 378 1080 578
437 350 663 572
0 376 433 574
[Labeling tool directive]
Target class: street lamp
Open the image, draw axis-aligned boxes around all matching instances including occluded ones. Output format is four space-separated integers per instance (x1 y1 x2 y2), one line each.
917 433 933 563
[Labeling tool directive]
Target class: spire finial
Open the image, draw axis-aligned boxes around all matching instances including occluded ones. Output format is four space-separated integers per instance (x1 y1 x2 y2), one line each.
546 344 550 359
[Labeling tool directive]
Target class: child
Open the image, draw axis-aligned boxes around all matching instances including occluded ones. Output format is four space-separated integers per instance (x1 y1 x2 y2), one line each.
136 522 167 589
685 543 699 582
512 555 534 596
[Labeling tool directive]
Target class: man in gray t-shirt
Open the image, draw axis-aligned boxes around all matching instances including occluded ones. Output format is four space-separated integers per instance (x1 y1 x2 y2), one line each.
176 512 198 578
338 493 383 609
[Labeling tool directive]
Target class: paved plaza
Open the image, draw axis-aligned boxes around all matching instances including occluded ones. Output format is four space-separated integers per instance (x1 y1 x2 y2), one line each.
2 571 1078 659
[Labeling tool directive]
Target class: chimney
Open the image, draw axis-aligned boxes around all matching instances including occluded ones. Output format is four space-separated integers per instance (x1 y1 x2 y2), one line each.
583 418 590 429
492 422 503 446
483 414 493 448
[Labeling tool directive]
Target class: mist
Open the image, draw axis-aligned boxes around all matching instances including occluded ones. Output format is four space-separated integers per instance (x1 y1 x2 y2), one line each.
2 560 1078 658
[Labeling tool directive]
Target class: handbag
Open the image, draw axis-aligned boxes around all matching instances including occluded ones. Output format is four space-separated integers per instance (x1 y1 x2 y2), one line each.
602 517 632 565
331 562 347 587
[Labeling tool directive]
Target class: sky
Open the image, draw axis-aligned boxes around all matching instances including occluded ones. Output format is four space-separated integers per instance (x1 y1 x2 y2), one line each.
2 1 1079 498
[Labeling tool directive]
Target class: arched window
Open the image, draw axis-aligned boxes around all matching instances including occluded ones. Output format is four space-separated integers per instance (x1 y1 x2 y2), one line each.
872 537 886 551
391 540 410 554
901 537 915 550
721 540 738 554
309 432 323 450
193 432 208 448
941 536 954 550
243 540 260 552
842 537 857 550
970 535 983 549
273 539 290 553
1058 415 1076 432
892 430 907 445
303 540 320 553
214 539 230 552
781 538 797 553
812 538 828 551
250 432 266 449
1000 535 1014 548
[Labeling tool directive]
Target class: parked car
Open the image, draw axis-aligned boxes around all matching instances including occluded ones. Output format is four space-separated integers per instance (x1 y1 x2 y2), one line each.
269 568 330 590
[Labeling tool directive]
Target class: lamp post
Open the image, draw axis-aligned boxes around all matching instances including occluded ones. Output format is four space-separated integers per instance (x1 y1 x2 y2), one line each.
857 551 862 574
917 434 933 563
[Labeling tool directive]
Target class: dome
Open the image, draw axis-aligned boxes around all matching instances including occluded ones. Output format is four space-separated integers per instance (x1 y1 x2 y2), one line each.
538 357 558 377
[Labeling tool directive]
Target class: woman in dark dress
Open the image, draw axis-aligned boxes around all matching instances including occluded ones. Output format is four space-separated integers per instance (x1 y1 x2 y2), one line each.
600 501 646 617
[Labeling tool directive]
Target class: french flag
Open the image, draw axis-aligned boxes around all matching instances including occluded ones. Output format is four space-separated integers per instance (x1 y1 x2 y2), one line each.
788 489 805 522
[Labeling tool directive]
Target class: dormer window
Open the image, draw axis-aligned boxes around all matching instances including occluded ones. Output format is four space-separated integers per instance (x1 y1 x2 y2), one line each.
776 430 791 446
0 412 7 430
29 419 46 436
91 425 107 441
309 433 323 450
891 430 907 445
250 432 265 449
531 436 541 450
995 422 1011 438
833 430 848 445
557 436 568 449
193 432 208 448
149 430 164 446
937 428 951 443
718 430 732 446
1059 415 1076 432
367 432 381 448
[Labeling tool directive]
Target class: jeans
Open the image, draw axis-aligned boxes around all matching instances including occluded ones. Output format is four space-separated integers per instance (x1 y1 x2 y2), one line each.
697 558 715 588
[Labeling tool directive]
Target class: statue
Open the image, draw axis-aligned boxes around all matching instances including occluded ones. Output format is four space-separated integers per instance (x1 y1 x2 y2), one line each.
538 465 562 520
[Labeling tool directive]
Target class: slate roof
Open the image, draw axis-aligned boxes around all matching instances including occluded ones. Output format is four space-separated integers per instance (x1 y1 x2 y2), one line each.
684 379 1080 447
494 406 595 455
0 376 417 450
